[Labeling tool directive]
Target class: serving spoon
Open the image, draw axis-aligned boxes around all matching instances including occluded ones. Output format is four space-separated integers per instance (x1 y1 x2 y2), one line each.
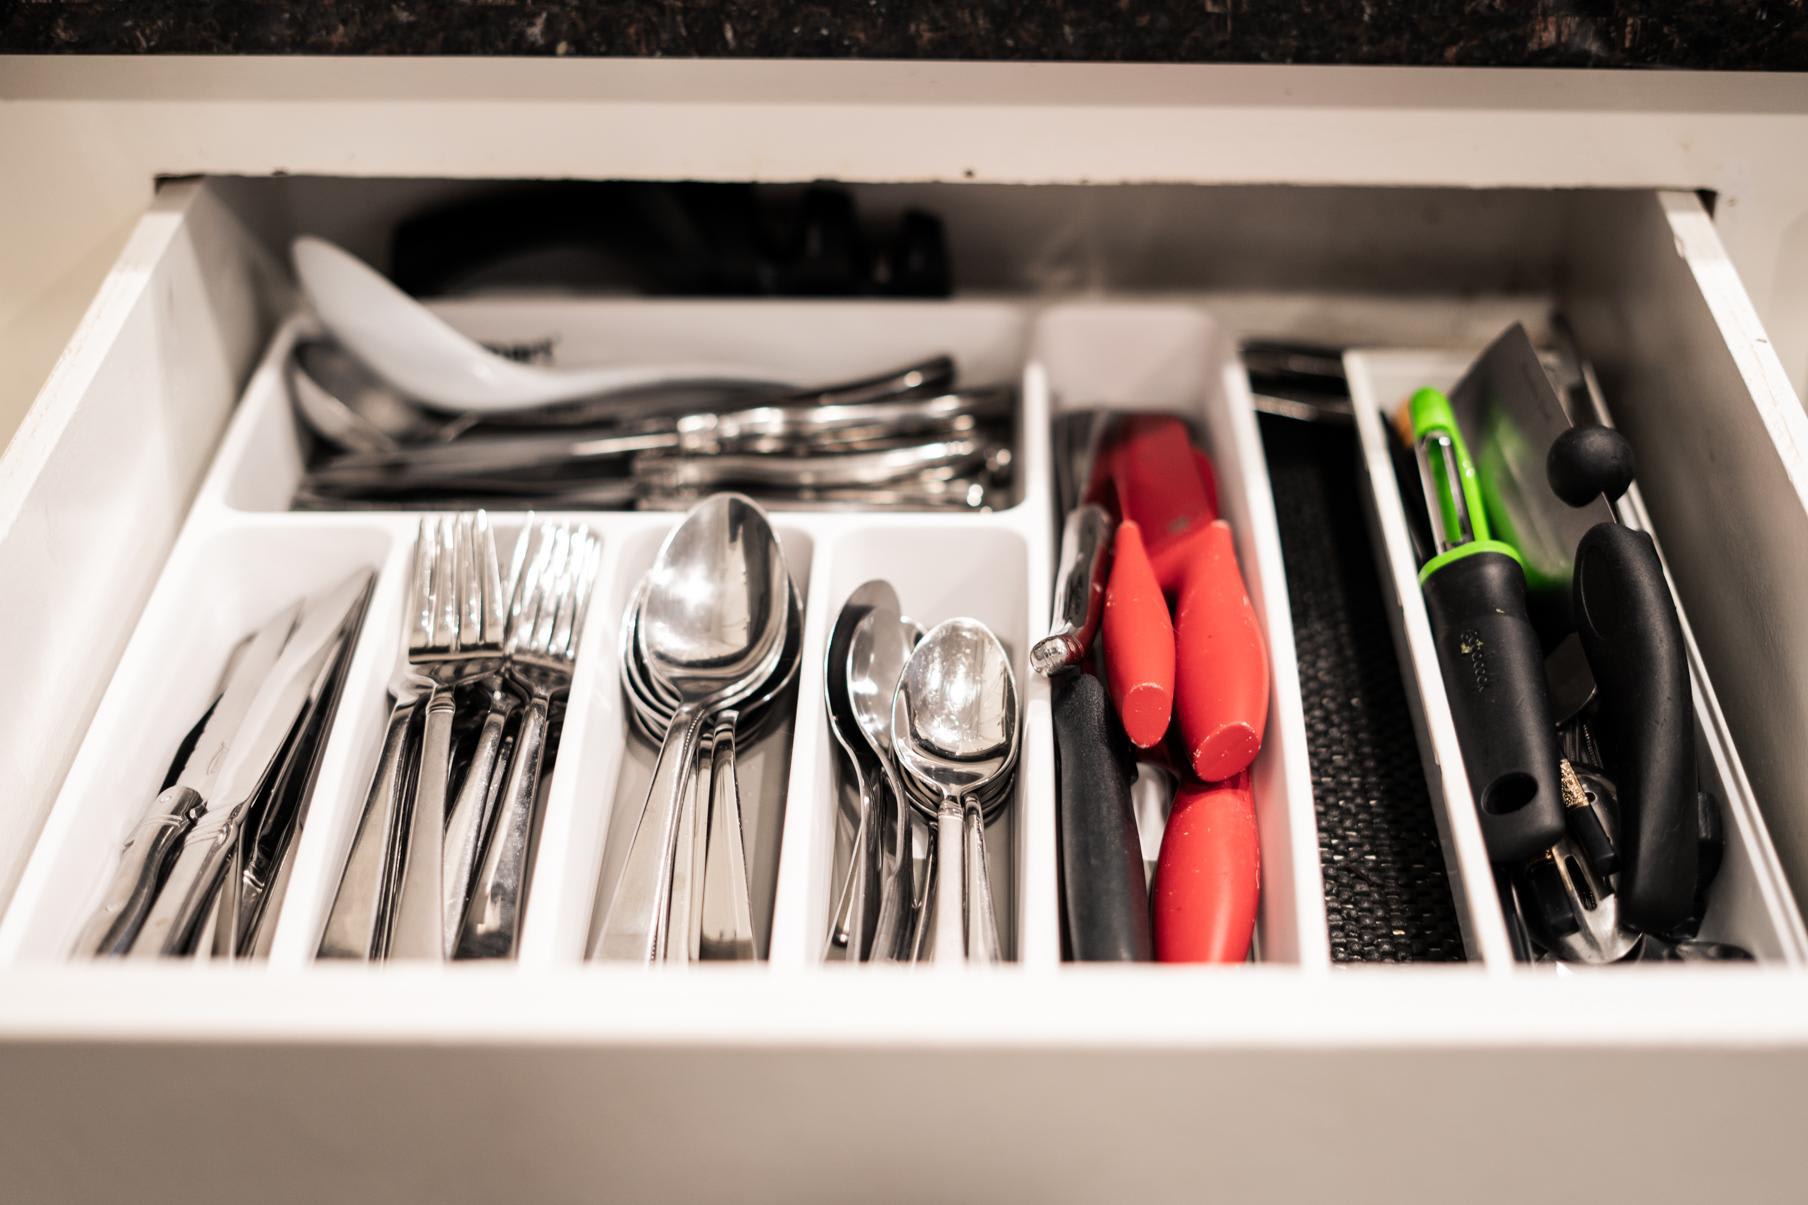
293 236 789 412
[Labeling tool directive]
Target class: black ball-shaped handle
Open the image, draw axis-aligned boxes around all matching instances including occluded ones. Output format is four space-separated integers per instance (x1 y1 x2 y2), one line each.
1547 426 1636 507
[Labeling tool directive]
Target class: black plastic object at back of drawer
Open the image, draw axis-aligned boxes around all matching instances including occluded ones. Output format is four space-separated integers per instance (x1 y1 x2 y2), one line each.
1259 414 1466 961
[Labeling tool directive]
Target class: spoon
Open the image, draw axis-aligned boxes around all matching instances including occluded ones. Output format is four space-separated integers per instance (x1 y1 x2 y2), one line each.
891 618 1020 963
848 607 919 962
289 338 476 453
594 494 790 962
292 236 789 413
822 581 900 961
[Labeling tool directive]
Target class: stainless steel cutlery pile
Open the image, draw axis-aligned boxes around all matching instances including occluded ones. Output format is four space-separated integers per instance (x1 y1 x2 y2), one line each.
285 238 1014 513
824 582 1021 963
77 571 374 958
320 512 600 960
594 493 802 961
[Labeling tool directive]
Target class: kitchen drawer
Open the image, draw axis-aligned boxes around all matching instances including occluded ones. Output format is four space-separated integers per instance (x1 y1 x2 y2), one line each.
2 178 1807 1205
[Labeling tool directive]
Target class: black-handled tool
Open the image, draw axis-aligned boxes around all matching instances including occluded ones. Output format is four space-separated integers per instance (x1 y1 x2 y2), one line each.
1548 424 1698 934
1571 522 1696 932
1406 388 1567 865
1052 672 1153 962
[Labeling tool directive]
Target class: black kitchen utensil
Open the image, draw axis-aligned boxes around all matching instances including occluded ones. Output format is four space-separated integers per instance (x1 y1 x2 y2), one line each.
1550 424 1698 933
1052 671 1153 962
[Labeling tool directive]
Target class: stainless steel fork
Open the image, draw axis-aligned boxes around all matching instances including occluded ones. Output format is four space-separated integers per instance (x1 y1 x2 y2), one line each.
438 513 513 953
319 513 501 960
456 519 600 959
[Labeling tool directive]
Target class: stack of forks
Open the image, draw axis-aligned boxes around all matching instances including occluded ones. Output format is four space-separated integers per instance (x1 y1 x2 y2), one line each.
319 511 599 961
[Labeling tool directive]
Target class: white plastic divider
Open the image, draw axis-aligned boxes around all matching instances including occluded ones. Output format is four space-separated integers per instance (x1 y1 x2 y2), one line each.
1344 348 1806 968
0 519 403 962
1030 303 1329 968
0 291 1330 973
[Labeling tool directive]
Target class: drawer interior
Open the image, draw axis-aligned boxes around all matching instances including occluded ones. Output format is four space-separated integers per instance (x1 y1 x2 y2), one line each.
2 175 1804 986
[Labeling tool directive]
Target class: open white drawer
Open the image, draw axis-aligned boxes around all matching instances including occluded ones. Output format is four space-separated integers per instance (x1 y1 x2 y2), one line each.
2 178 1807 1205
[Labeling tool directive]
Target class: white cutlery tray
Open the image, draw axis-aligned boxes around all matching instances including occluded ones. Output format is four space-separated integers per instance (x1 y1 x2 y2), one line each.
0 296 1326 970
10 180 1808 1203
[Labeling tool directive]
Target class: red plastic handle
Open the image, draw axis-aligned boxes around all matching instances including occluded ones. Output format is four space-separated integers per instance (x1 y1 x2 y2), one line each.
1173 519 1269 781
1102 520 1175 749
1153 771 1259 963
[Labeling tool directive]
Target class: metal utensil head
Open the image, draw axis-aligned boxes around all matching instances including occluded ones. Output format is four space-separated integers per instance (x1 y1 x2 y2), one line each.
890 618 1020 804
637 493 788 703
847 607 911 762
505 518 599 675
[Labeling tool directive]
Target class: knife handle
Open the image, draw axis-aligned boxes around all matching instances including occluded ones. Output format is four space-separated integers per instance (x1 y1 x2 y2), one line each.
1572 522 1696 932
1153 772 1259 963
1173 520 1269 781
130 806 244 957
1052 673 1152 961
1421 550 1567 864
1102 520 1175 749
73 787 203 957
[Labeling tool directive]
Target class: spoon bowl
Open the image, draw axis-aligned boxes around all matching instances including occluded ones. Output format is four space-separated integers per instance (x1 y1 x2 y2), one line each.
891 617 1020 962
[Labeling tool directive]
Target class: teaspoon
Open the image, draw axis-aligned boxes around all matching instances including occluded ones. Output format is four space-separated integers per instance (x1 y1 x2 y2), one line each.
890 618 1019 963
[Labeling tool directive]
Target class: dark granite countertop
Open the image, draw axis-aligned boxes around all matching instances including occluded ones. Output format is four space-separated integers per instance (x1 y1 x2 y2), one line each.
6 1 1807 70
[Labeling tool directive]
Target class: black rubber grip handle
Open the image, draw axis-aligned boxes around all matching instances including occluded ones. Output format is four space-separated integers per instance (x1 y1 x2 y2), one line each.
1052 672 1153 962
1573 522 1697 933
1421 550 1568 865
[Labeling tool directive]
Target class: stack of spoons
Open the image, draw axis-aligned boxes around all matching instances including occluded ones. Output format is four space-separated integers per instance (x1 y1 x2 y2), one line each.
824 582 1021 964
593 493 804 962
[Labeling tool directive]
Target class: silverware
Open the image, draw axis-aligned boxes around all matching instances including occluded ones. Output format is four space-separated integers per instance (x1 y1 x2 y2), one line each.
847 607 920 962
75 610 296 957
1031 503 1113 676
456 520 600 959
435 514 513 953
821 582 901 961
131 572 374 957
595 494 792 963
890 618 1021 963
319 515 496 961
698 711 756 960
228 571 375 958
613 572 801 962
291 338 476 454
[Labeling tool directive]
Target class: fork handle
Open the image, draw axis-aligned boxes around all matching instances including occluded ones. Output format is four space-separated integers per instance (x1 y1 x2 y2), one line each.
456 690 553 959
319 702 419 960
596 701 706 963
73 787 203 957
442 687 517 950
390 688 456 960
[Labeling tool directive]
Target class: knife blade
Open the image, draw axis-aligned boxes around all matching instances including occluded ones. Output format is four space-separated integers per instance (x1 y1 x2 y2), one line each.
130 572 375 957
229 569 376 957
1448 323 1611 626
75 604 300 957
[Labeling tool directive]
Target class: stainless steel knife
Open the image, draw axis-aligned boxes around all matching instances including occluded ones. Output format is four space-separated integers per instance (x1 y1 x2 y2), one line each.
129 570 375 958
73 602 301 957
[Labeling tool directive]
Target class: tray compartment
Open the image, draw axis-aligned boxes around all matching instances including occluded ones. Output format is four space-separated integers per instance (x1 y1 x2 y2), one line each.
0 520 400 964
1030 303 1328 965
770 521 1038 964
1345 347 1806 966
561 518 816 964
208 301 1033 517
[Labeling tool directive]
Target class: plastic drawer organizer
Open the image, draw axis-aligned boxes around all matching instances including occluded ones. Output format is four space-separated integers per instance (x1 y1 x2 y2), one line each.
3 179 1808 1204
